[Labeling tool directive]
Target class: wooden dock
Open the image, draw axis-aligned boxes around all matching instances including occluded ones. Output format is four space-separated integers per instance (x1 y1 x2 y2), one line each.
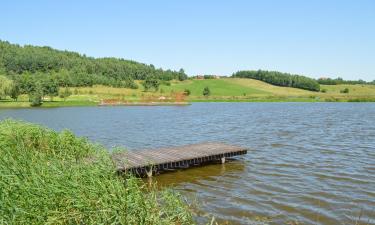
112 142 247 177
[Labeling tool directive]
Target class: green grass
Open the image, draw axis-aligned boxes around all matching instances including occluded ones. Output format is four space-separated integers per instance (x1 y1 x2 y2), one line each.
160 79 270 96
0 120 193 224
1 78 375 108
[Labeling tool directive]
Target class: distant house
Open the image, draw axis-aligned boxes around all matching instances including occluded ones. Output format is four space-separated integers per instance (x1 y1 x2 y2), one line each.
196 75 204 80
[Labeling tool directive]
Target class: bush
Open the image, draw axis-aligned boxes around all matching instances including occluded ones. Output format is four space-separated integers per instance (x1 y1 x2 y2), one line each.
184 89 191 96
203 86 210 96
0 120 192 224
143 77 160 92
29 93 43 106
340 88 350 93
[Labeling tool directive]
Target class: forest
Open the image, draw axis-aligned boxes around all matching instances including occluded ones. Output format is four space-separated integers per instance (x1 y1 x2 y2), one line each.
0 40 187 84
0 40 187 105
232 70 321 91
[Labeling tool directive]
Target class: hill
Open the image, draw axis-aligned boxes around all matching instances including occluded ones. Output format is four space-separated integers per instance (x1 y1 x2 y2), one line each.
0 40 187 88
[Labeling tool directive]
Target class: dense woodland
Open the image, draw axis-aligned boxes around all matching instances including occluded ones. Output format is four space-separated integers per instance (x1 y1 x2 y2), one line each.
232 70 321 91
0 40 187 105
0 40 187 84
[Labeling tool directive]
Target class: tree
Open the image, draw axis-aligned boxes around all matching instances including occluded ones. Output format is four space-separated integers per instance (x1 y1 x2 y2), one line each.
59 87 72 101
203 86 210 96
9 83 20 101
29 84 43 107
0 75 13 100
142 77 160 92
0 40 186 89
178 68 187 81
42 77 59 101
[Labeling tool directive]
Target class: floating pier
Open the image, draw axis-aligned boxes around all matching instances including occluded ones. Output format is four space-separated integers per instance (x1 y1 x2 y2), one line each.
112 142 247 177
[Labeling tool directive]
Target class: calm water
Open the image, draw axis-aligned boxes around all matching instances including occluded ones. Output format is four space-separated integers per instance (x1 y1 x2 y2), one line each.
1 103 374 224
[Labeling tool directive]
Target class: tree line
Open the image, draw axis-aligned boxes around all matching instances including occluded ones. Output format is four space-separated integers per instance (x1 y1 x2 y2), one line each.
0 73 64 106
232 70 320 91
317 77 375 85
0 40 187 89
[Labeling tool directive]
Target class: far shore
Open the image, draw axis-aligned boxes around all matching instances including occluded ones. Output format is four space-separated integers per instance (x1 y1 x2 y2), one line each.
1 97 374 109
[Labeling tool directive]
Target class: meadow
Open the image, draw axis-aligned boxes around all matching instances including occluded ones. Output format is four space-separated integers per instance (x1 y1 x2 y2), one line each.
1 78 375 108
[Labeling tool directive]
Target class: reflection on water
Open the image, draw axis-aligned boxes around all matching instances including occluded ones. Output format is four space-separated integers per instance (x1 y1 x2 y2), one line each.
152 159 246 187
1 103 375 224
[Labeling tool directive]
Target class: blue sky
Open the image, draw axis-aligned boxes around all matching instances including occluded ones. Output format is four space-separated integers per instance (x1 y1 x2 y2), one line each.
1 0 374 80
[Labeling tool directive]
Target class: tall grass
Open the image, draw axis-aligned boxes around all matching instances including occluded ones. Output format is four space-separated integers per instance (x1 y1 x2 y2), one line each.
0 120 193 224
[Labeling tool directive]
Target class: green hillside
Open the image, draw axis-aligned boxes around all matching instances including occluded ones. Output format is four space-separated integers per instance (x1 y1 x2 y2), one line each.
0 40 187 88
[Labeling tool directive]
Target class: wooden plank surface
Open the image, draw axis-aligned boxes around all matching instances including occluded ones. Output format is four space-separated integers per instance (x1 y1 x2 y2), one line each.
112 142 247 170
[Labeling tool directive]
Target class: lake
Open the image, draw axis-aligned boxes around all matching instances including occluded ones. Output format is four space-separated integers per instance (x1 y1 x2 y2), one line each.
1 103 374 224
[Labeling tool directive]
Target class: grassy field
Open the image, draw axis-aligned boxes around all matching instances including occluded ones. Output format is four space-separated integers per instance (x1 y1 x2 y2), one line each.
0 119 193 224
1 78 375 108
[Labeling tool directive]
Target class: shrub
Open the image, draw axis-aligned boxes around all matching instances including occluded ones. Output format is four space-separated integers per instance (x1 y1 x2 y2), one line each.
0 120 192 224
143 77 160 92
203 86 210 96
29 93 43 106
340 88 349 93
184 89 191 96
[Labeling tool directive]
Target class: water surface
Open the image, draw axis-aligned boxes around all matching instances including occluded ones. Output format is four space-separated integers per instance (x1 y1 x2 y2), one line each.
1 103 374 224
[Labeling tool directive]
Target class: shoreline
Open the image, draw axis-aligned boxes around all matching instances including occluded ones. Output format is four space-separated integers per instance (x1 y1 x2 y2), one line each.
0 98 374 108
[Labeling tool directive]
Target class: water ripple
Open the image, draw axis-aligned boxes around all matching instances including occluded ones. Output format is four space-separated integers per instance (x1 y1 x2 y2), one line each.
1 102 375 224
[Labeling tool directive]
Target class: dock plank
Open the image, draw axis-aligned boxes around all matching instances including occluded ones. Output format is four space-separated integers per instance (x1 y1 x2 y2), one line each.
112 142 247 174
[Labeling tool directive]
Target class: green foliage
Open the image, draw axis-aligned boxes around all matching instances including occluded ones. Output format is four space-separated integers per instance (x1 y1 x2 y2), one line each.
203 86 211 96
184 89 191 96
321 89 327 93
9 82 20 101
0 40 187 89
178 68 188 81
340 87 350 93
0 120 193 224
232 70 320 91
41 76 59 100
318 77 370 85
143 77 160 92
59 87 72 101
0 75 12 99
29 83 43 107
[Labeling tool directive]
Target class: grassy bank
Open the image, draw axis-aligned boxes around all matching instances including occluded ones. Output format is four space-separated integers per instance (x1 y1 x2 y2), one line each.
1 78 375 108
0 120 193 224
